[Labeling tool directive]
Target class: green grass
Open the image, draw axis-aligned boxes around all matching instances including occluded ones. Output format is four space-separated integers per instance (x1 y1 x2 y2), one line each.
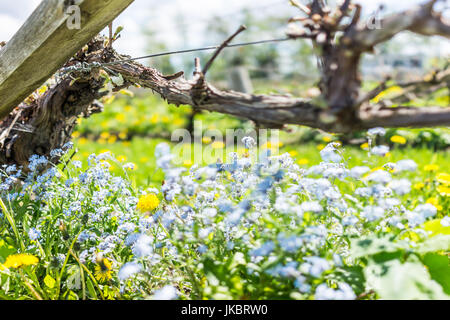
69 83 450 188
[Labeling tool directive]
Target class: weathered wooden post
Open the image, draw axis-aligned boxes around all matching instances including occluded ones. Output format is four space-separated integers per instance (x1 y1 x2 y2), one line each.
227 66 253 93
0 0 134 120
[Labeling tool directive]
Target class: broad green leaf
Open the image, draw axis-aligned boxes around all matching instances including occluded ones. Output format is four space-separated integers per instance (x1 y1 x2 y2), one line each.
0 239 15 263
331 266 366 295
423 219 450 237
205 272 220 287
44 275 56 289
422 253 450 295
229 252 246 270
86 278 98 300
365 260 449 300
350 236 409 259
417 235 450 254
66 265 81 290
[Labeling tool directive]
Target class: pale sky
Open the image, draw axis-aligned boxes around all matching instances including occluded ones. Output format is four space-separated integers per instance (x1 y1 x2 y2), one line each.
1 0 449 60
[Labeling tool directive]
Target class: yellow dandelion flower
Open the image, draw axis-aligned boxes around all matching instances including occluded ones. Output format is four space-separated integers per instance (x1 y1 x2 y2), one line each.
183 159 193 167
3 253 39 269
317 144 325 151
117 155 127 162
107 136 117 144
118 132 128 140
359 142 369 150
424 164 439 172
289 150 298 157
161 116 170 123
122 141 131 147
426 198 443 211
72 131 81 138
124 105 133 112
413 182 425 190
100 121 109 129
137 193 160 212
263 141 283 149
94 258 112 283
437 185 450 197
436 173 450 185
173 118 184 126
150 114 159 124
139 157 149 163
78 137 88 146
115 114 126 122
360 142 369 150
202 136 212 144
297 158 309 165
211 141 225 149
390 135 406 144
322 136 332 143
100 132 110 139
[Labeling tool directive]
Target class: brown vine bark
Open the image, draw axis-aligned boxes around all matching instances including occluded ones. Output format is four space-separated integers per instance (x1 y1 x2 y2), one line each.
0 42 108 169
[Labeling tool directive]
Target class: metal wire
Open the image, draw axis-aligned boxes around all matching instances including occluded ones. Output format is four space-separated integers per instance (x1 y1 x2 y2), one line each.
98 37 292 67
58 36 293 75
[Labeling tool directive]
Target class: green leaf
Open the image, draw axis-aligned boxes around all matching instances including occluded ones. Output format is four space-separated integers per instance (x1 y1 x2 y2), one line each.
66 266 81 290
0 239 15 263
113 26 124 39
229 252 246 270
66 290 79 300
111 74 124 87
417 235 450 254
332 266 366 295
44 275 56 289
350 235 409 259
422 253 450 295
86 278 98 300
365 260 449 300
423 219 450 237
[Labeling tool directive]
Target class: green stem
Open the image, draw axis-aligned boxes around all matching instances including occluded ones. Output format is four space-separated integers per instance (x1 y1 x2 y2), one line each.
55 229 82 299
0 197 25 251
24 268 48 300
19 269 43 300
79 258 86 300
